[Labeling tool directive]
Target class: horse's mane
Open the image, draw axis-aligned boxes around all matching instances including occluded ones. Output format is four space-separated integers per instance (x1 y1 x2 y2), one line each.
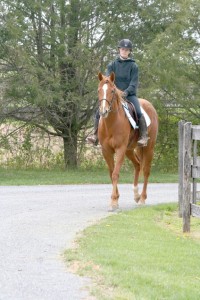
114 86 124 104
116 88 123 101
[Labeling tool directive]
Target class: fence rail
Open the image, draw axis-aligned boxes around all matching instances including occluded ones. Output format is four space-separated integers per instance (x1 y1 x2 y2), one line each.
178 121 200 232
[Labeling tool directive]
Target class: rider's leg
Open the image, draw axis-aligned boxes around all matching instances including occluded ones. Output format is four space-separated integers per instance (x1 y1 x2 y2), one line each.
127 95 148 147
87 110 100 146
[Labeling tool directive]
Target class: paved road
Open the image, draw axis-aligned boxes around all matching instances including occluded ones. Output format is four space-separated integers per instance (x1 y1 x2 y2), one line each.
0 184 178 300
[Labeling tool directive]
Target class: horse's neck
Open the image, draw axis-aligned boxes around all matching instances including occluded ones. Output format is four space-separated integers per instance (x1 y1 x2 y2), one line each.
102 101 124 129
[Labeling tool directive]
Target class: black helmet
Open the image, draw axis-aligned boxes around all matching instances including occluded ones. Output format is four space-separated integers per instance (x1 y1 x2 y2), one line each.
118 39 133 50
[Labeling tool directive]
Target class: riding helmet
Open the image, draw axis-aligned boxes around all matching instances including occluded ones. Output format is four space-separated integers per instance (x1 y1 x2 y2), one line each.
118 39 133 50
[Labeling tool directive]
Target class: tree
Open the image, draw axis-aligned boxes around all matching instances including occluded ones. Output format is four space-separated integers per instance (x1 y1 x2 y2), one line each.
138 0 200 170
0 0 199 170
140 0 199 117
0 0 104 168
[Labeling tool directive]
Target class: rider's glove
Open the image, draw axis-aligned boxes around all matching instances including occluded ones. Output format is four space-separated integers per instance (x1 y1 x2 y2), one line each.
122 91 128 99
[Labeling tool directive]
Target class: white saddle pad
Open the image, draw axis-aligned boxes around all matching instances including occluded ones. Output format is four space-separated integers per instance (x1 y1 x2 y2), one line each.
122 102 151 129
141 107 151 127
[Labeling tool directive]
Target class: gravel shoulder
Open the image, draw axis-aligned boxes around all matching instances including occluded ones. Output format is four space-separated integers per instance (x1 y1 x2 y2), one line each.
0 184 178 300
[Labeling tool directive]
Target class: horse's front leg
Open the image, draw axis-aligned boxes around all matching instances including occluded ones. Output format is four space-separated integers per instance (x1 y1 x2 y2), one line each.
109 148 126 211
102 148 119 211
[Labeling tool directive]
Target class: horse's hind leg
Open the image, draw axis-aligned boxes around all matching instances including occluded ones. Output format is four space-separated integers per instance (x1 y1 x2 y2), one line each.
126 149 141 203
102 149 119 211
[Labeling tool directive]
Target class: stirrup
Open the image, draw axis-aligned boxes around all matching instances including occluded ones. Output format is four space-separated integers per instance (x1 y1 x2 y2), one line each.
87 136 98 146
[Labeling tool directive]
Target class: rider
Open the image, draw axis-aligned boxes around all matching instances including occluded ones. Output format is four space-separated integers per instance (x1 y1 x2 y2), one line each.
87 38 148 147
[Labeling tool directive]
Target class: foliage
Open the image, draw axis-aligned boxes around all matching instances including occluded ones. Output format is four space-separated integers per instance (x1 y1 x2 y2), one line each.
0 0 199 168
0 122 64 168
138 0 200 170
0 0 102 167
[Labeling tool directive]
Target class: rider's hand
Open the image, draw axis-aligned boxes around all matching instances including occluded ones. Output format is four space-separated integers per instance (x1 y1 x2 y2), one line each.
122 91 128 99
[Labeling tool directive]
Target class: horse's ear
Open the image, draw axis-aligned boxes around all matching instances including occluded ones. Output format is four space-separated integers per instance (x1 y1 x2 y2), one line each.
110 71 115 82
98 72 103 81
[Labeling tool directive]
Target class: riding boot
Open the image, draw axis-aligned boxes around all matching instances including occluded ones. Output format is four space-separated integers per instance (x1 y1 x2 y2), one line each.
87 115 99 146
137 114 149 147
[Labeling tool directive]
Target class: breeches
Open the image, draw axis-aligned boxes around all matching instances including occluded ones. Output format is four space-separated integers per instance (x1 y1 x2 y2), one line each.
126 95 142 119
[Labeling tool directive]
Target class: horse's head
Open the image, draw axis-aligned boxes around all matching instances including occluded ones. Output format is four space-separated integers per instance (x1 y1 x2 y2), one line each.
98 72 117 118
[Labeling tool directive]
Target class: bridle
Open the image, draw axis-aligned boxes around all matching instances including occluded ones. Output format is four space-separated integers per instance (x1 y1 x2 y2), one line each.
98 86 118 115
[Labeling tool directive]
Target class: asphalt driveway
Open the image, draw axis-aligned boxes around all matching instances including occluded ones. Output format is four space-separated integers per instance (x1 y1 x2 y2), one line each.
0 184 178 300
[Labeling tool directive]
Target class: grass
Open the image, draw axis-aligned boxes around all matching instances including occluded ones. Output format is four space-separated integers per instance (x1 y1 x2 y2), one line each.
0 167 178 185
65 203 200 300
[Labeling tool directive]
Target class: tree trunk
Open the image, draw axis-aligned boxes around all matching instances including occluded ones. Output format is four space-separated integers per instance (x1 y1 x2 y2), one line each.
63 131 78 168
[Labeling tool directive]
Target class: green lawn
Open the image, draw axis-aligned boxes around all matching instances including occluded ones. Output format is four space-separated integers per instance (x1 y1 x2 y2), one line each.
0 167 178 185
65 203 200 300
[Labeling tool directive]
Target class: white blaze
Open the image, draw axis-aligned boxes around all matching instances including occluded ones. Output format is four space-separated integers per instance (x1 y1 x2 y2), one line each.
102 84 108 111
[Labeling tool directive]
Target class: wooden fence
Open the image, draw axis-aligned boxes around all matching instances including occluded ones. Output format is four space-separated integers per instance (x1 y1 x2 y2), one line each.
178 121 200 232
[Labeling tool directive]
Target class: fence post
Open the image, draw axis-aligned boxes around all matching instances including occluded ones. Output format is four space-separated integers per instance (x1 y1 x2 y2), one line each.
192 139 197 204
182 122 192 233
178 120 184 217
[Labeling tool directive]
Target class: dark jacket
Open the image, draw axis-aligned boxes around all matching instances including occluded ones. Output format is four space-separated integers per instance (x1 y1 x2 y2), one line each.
106 57 138 96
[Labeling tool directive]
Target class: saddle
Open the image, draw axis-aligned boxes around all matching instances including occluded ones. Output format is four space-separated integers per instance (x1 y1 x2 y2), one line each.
126 100 139 124
122 99 151 129
122 100 139 129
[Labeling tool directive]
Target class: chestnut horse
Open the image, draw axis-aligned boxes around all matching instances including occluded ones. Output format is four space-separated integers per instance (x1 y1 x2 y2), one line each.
98 72 158 211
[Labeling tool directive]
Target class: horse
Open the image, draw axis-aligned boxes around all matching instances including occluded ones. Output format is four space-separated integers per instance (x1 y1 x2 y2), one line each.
97 71 159 211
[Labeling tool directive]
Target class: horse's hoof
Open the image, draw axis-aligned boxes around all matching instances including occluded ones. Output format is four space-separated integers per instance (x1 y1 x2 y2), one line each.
134 197 140 203
108 205 120 212
138 200 145 205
